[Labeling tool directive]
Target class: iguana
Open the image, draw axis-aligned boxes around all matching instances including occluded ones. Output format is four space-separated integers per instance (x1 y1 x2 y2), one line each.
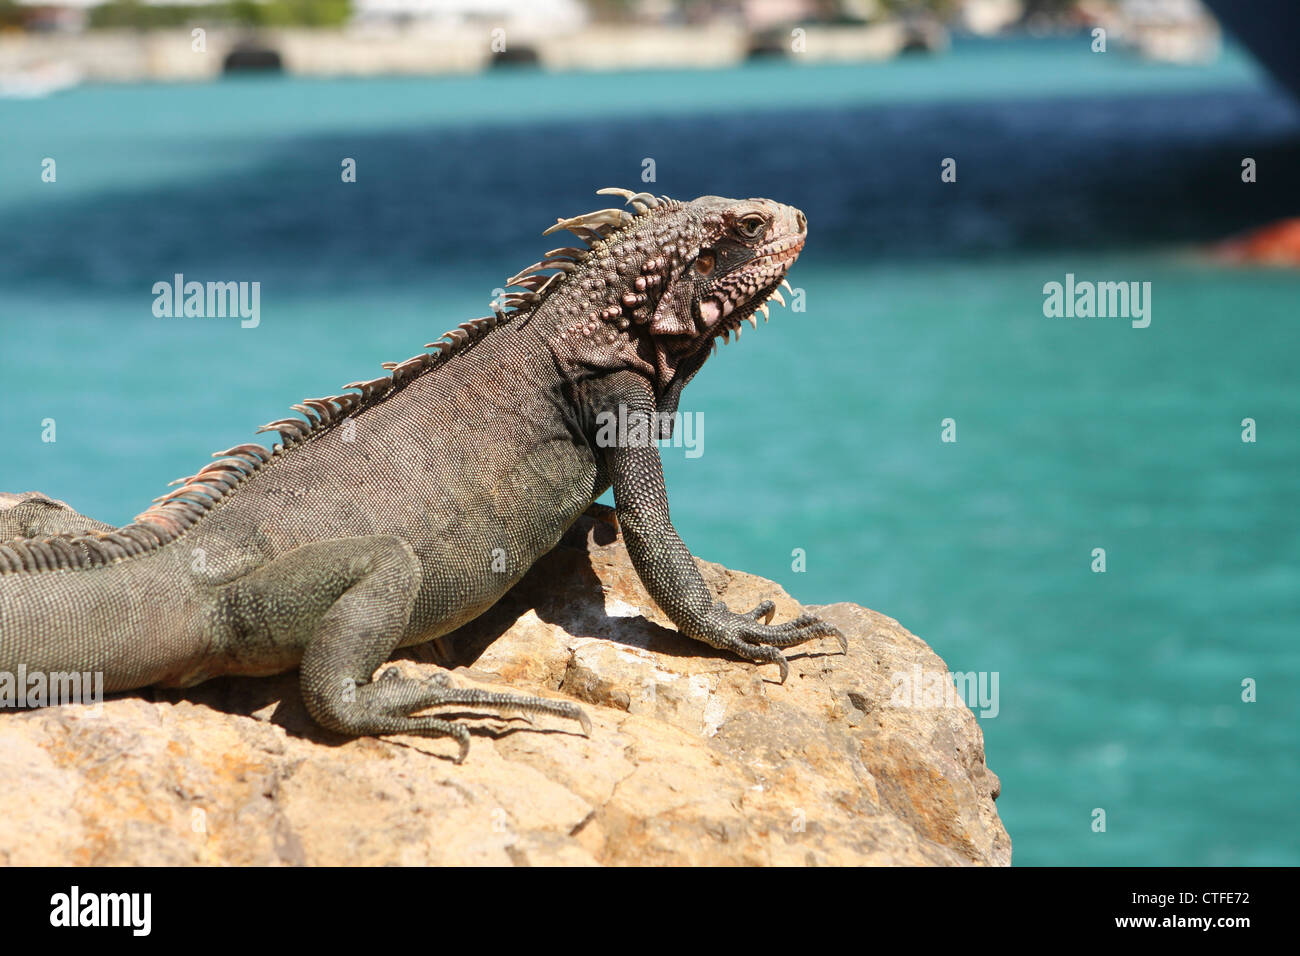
0 189 844 762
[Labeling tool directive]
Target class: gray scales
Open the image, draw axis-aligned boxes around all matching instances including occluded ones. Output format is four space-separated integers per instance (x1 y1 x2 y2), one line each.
0 189 845 762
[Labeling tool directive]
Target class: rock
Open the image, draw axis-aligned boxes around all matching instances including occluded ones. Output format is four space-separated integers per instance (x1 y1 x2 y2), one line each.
0 513 1010 866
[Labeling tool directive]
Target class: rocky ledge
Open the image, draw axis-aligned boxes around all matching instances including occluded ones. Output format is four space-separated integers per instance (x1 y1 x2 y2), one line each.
0 512 1010 866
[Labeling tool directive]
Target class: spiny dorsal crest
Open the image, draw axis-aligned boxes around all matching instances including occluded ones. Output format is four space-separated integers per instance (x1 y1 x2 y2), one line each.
0 188 674 574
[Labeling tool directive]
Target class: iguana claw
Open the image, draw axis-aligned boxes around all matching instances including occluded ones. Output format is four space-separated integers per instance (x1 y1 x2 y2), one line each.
740 600 778 625
691 602 844 682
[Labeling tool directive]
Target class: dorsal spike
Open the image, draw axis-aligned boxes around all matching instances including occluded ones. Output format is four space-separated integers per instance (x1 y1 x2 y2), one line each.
505 261 550 284
507 274 549 292
302 399 338 418
212 443 271 462
543 209 631 238
291 403 322 423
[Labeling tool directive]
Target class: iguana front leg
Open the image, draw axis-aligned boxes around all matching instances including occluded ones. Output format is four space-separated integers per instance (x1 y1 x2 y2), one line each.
600 378 845 681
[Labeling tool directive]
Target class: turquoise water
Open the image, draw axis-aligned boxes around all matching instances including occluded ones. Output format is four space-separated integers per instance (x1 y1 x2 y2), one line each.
1 38 1297 865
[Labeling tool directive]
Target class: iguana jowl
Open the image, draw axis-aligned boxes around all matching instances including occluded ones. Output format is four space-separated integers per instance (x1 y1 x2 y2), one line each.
0 189 844 761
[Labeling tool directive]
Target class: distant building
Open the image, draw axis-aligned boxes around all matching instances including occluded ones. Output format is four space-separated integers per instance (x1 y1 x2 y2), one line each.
1098 0 1221 63
350 0 588 34
961 0 1025 35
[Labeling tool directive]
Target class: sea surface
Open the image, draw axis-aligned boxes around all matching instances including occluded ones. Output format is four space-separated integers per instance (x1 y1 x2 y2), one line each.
1 36 1297 865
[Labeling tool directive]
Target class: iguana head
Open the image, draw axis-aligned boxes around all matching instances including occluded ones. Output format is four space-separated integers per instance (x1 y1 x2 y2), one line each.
532 190 806 397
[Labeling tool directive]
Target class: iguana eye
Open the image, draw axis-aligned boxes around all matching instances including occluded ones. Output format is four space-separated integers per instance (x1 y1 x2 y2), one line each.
736 215 766 239
694 252 716 276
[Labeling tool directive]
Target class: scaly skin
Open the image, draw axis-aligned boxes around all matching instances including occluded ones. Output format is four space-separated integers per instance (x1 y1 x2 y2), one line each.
0 189 844 762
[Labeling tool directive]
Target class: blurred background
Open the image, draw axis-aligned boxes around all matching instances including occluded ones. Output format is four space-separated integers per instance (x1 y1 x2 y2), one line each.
1 0 1297 866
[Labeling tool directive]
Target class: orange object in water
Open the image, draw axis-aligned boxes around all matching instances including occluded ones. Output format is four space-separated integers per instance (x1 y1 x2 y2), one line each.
1213 218 1300 266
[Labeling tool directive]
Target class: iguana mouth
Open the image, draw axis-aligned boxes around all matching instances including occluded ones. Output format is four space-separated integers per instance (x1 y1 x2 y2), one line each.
706 277 796 350
703 232 803 350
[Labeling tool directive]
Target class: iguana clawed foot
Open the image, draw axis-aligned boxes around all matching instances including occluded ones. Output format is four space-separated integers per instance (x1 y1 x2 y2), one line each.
694 601 847 683
373 667 591 763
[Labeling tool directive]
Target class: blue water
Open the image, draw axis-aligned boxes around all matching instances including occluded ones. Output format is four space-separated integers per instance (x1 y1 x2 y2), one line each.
1 37 1297 865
